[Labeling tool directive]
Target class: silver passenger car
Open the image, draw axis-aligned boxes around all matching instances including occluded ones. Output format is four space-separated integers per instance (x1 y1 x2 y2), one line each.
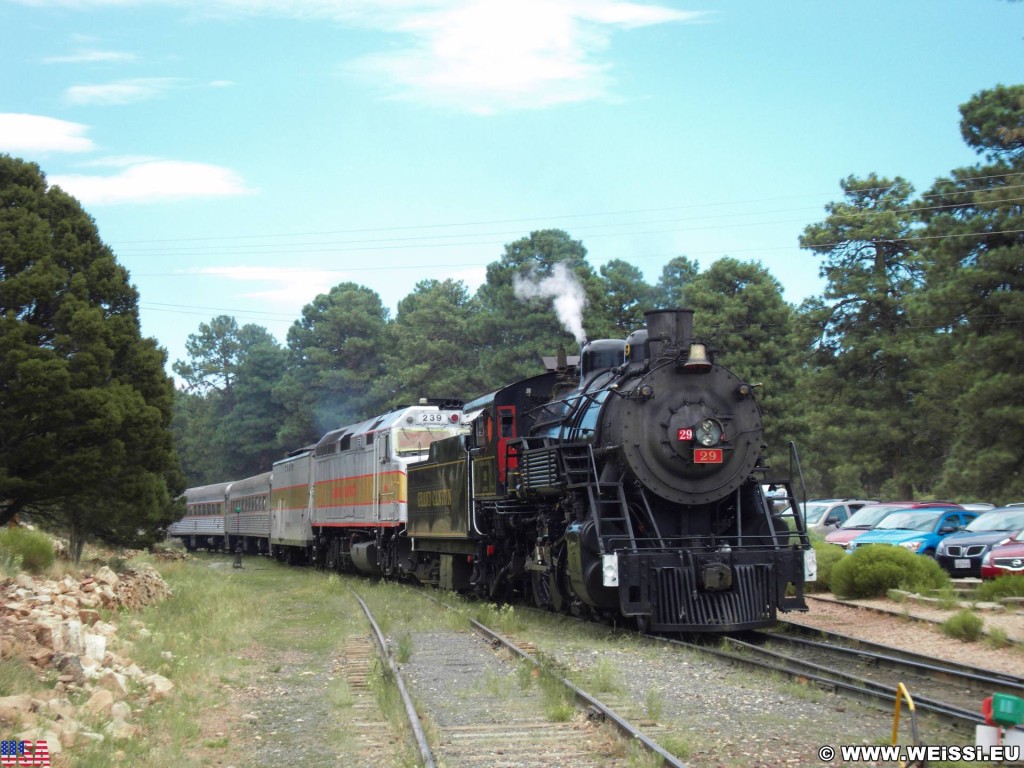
168 481 231 551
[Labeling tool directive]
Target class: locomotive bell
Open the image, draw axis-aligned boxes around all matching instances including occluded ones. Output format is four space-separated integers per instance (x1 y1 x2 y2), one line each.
682 342 711 373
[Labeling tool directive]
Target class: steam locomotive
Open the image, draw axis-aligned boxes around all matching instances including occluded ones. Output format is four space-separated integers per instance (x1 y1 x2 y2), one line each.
168 308 813 632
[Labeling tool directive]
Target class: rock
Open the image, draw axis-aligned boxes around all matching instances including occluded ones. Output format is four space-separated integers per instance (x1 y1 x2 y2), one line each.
53 654 86 684
143 673 174 700
94 567 120 587
0 694 34 721
104 719 140 739
110 701 132 722
96 670 128 698
14 728 63 753
83 689 114 717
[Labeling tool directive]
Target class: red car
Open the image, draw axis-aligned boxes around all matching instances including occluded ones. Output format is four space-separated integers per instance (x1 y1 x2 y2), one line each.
824 501 963 548
981 534 1024 579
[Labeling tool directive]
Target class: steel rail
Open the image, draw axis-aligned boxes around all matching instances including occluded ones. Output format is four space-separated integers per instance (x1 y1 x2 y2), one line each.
351 590 437 768
775 620 1024 690
663 634 981 730
468 618 689 768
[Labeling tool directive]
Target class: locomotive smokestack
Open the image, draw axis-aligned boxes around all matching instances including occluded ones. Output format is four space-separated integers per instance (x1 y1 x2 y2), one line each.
644 308 694 358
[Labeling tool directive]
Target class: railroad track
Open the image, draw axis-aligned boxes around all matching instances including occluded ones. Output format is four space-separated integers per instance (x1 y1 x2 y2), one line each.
652 620 1022 732
352 589 688 767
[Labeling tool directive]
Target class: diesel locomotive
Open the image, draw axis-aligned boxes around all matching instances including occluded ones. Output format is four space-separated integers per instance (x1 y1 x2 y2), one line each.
168 308 813 633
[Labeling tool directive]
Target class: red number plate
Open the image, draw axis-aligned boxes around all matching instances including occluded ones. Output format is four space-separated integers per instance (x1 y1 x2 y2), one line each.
677 428 694 441
694 448 723 464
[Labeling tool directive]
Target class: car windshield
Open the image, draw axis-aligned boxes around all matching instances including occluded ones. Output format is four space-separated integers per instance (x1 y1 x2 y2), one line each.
841 504 902 529
803 503 831 524
875 511 942 532
964 509 1024 533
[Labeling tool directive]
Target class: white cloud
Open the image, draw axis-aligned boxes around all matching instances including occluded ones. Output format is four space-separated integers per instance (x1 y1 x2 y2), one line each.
346 0 702 113
15 0 698 113
0 113 96 154
49 160 254 204
44 49 137 64
195 266 343 309
65 78 180 106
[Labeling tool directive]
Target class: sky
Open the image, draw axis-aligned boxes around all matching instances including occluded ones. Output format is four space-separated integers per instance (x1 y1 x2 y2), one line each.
1 0 1021 375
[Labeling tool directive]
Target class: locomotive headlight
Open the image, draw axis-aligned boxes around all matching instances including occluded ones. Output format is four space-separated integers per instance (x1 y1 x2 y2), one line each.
695 418 723 447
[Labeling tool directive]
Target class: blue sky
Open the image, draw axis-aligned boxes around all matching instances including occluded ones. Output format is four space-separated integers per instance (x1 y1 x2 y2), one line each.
1 0 1021 373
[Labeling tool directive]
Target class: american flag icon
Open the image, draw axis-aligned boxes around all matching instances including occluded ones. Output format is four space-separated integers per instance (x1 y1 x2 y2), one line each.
0 741 50 767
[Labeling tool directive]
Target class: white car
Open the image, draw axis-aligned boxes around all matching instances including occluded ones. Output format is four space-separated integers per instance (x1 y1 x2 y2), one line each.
801 499 878 538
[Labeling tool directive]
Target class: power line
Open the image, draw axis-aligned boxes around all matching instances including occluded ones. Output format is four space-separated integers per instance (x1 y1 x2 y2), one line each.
110 171 1024 249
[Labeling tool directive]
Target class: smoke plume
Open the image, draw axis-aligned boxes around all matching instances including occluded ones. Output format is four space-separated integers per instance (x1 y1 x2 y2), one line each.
513 262 587 343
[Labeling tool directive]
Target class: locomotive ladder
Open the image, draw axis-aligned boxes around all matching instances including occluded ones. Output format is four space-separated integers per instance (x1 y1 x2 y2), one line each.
561 445 641 555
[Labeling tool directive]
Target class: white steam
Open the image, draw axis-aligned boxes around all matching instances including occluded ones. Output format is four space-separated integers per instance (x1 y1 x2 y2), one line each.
513 262 587 343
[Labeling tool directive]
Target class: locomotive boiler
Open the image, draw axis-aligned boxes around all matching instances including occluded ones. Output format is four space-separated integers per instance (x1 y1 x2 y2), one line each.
406 308 812 632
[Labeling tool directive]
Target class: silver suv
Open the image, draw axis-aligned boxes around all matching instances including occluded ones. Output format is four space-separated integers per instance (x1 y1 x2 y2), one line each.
802 499 878 538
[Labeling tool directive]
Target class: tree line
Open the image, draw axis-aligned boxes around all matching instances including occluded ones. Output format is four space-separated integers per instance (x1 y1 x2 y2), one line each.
1 84 1021 558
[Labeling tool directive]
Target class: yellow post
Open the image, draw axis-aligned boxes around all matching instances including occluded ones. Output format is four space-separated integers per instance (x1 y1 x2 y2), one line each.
892 683 922 768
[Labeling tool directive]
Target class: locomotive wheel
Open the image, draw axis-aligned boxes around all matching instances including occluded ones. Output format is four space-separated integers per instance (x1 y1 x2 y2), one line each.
549 546 571 613
530 570 551 609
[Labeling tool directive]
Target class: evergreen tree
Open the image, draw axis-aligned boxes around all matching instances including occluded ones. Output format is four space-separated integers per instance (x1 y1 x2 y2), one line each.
654 255 700 308
798 174 923 498
0 156 182 558
914 84 1024 503
275 282 389 445
473 229 597 388
685 258 804 473
374 278 484 408
596 259 657 336
172 317 288 482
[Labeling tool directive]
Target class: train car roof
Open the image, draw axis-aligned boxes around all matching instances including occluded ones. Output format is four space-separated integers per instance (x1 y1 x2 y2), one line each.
315 403 461 448
274 446 314 466
226 472 272 495
182 481 231 503
462 370 560 415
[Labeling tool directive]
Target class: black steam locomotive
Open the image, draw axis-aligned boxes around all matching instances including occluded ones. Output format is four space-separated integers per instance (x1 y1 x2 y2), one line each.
405 308 811 632
169 308 812 633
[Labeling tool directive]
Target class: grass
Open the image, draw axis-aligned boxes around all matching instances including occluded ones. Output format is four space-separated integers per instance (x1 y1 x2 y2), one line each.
0 655 47 699
644 687 664 721
61 554 409 768
586 655 624 693
941 609 985 642
0 526 54 573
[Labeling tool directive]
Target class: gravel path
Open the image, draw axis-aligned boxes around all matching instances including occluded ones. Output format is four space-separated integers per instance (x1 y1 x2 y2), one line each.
206 587 1023 768
400 628 639 767
532 629 968 767
793 595 1024 677
220 640 409 768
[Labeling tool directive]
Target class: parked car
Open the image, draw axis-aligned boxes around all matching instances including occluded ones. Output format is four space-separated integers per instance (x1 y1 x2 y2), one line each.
846 507 978 556
801 498 878 538
824 501 963 548
936 507 1024 577
762 484 791 514
981 533 1024 579
962 502 997 512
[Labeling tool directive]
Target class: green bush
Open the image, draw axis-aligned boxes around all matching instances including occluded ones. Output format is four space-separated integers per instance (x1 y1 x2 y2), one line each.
0 527 55 574
974 574 1024 602
830 544 950 599
941 609 984 642
808 539 845 593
